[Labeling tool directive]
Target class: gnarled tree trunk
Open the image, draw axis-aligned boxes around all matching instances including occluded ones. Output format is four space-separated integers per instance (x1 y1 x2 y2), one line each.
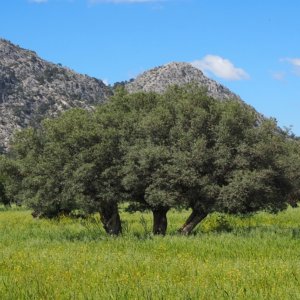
288 194 299 208
152 207 169 235
99 202 122 235
178 209 207 235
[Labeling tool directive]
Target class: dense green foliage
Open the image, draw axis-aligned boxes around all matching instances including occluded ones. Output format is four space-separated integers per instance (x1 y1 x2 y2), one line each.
0 179 7 205
1 207 300 299
0 155 21 205
0 157 7 204
6 108 125 233
117 86 295 233
1 85 300 234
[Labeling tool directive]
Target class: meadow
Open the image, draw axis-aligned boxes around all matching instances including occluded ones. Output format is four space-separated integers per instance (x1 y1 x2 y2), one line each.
0 206 300 300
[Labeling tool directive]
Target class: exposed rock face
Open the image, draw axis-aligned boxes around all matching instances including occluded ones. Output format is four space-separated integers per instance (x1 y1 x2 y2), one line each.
126 62 240 101
0 40 251 153
0 39 111 152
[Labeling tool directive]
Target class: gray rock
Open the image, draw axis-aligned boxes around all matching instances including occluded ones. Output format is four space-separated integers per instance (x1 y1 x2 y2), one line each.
125 62 264 124
0 40 262 153
0 39 111 151
126 62 240 101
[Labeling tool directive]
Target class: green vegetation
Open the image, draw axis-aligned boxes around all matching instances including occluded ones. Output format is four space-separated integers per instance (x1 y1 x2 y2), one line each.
1 206 300 299
1 85 300 236
0 64 299 298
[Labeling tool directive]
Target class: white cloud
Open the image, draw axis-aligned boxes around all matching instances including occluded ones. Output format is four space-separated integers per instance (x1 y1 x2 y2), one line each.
29 0 166 5
283 58 300 67
89 0 164 3
102 79 109 85
272 71 286 81
29 0 48 3
281 57 300 76
191 55 249 81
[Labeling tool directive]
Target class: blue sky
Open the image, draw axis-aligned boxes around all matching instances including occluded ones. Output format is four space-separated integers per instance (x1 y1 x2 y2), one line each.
1 0 300 134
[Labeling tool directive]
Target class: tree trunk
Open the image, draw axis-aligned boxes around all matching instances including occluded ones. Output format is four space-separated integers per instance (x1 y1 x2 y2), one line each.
288 194 298 208
178 209 207 235
152 207 169 235
99 202 122 235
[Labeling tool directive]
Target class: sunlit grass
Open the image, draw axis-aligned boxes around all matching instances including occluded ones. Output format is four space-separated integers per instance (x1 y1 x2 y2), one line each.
0 206 300 299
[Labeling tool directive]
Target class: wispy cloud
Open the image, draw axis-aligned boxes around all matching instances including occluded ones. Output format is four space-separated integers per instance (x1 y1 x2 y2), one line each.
102 78 109 85
29 0 167 5
29 0 48 3
283 58 300 67
271 71 286 81
281 57 300 76
191 55 249 81
89 0 165 3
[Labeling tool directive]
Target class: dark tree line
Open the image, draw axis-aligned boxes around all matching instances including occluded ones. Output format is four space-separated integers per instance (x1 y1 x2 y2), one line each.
0 85 299 235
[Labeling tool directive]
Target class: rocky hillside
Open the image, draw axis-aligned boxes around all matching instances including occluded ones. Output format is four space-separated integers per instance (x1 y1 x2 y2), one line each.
0 39 111 152
1 39 250 152
126 62 240 101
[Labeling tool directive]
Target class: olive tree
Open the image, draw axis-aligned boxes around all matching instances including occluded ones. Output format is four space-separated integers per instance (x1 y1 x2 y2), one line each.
0 175 8 205
120 85 294 234
0 156 8 205
0 155 22 206
10 108 125 234
119 86 217 234
7 85 297 236
279 136 300 207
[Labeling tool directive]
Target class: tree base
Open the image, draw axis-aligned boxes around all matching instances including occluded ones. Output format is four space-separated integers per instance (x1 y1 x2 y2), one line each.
178 210 207 235
152 207 169 235
100 203 122 235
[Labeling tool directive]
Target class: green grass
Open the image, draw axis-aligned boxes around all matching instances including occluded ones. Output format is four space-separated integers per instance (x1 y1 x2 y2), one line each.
1 206 300 299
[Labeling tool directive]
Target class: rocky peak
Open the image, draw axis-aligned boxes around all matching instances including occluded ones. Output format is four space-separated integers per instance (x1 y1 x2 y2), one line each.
0 39 111 152
0 39 253 153
126 62 240 101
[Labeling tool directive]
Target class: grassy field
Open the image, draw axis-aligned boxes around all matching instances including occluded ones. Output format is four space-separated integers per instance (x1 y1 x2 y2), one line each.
1 206 300 299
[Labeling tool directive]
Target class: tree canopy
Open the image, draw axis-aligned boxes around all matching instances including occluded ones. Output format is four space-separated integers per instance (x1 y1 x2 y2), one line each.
2 85 299 235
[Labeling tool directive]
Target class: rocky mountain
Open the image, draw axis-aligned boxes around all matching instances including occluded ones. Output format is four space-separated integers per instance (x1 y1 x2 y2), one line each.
0 39 248 152
126 62 240 101
0 39 111 152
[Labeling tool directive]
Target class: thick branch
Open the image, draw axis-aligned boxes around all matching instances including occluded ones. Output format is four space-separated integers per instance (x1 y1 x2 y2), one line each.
178 209 207 235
